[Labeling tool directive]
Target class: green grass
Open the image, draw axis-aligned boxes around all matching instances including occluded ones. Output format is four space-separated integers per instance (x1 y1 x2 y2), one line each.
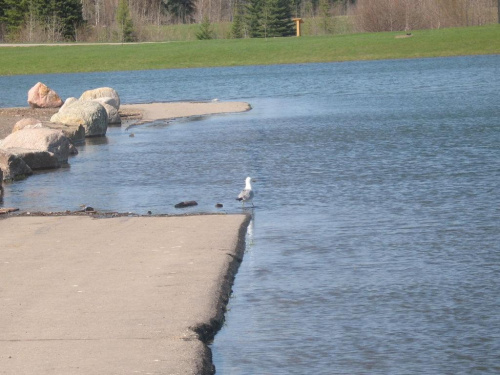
0 24 498 76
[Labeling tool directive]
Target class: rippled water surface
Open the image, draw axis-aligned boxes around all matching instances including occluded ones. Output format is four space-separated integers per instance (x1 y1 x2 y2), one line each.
1 56 499 374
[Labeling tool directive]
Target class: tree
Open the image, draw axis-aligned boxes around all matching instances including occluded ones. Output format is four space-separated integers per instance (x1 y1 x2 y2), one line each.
264 0 294 37
18 0 84 40
231 3 244 38
245 0 263 37
319 0 332 33
116 0 134 42
3 0 28 36
0 0 7 40
162 0 196 23
196 15 214 39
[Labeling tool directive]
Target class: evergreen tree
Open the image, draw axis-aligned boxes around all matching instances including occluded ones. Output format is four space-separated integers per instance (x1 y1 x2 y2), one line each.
162 0 196 24
116 0 134 42
3 0 28 35
231 3 244 38
196 15 214 40
319 0 332 34
264 0 294 37
57 0 84 40
20 0 84 40
245 0 263 37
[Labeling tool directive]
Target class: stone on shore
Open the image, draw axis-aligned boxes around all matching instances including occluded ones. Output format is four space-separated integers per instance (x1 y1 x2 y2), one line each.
0 149 33 181
1 128 71 165
6 147 61 170
80 87 120 108
12 117 85 144
175 200 198 208
91 97 121 124
51 100 108 137
91 96 119 110
12 118 43 132
27 82 63 109
60 97 79 111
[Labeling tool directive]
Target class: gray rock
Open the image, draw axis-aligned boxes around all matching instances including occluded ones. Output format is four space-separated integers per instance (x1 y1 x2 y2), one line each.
1 128 71 164
12 118 43 132
0 149 33 181
51 100 108 137
175 201 198 208
91 96 120 110
42 122 86 144
12 117 85 144
80 87 120 108
6 147 61 170
97 101 121 124
60 97 78 111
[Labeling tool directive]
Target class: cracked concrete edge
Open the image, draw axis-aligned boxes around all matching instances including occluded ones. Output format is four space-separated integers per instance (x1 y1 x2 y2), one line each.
192 213 252 375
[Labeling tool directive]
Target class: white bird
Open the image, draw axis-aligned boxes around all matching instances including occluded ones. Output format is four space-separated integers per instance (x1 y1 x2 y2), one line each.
236 177 254 207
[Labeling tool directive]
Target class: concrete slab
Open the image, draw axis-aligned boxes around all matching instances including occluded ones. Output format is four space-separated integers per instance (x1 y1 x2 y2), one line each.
0 214 250 374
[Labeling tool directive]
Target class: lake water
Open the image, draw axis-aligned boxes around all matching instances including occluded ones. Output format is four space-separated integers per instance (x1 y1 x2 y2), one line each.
1 56 499 374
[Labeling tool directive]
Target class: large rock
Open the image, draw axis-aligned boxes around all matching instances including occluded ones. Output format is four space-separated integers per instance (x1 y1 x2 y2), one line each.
0 149 33 181
27 82 63 109
12 117 43 132
51 101 108 137
99 102 121 124
91 96 119 110
12 117 85 144
80 87 120 108
1 128 71 164
91 97 121 124
6 147 61 170
60 97 79 111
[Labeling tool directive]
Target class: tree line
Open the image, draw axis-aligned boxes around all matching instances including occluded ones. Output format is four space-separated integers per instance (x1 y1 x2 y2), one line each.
0 0 497 42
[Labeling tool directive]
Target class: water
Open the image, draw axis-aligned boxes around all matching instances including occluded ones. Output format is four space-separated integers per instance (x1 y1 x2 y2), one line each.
1 56 499 374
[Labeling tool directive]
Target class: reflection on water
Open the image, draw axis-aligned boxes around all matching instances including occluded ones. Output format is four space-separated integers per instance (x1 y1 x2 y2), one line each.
1 56 500 374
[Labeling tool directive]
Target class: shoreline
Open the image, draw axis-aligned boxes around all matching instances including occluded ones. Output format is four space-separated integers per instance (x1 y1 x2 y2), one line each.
0 213 251 374
0 101 253 373
0 101 252 140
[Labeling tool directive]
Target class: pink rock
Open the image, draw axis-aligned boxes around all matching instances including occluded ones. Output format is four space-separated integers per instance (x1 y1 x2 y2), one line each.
27 82 63 109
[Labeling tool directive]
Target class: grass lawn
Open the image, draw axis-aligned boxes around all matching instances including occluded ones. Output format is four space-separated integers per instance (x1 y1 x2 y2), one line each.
0 24 498 75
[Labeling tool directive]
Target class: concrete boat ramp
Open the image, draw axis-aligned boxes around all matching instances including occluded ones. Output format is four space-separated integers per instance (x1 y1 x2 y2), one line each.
0 214 250 374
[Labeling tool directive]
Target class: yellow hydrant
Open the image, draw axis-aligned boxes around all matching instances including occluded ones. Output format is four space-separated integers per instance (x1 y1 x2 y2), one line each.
292 18 304 37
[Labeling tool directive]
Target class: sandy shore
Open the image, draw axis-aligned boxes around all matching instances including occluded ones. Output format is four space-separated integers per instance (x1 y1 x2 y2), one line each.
121 101 251 123
0 101 251 140
0 214 250 374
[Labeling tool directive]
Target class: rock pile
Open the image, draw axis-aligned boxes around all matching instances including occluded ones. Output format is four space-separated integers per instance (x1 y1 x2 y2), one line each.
0 83 122 184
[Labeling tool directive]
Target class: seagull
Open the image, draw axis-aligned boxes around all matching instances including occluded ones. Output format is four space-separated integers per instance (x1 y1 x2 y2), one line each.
236 177 254 207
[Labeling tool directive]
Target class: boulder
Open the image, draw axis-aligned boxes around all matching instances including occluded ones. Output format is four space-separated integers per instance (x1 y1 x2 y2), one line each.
60 97 79 111
51 101 108 137
80 87 120 108
27 82 63 109
0 149 33 181
91 96 119 110
12 117 43 132
100 102 121 124
1 128 71 164
12 117 85 144
6 147 61 170
89 97 121 124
